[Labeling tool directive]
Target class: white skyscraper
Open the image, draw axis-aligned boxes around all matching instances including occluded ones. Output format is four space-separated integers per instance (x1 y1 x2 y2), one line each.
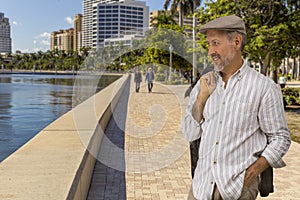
82 0 149 49
83 0 122 47
0 12 12 53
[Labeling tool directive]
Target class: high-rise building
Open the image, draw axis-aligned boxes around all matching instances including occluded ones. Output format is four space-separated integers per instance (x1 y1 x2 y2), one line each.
74 14 82 50
91 0 149 49
0 12 12 53
83 0 102 48
83 0 149 49
51 28 74 51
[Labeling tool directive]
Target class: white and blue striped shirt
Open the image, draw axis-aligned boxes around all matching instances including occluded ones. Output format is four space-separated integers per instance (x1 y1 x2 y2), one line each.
181 61 291 200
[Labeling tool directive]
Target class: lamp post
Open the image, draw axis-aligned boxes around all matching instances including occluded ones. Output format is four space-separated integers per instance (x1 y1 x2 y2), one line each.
169 44 173 83
192 0 197 83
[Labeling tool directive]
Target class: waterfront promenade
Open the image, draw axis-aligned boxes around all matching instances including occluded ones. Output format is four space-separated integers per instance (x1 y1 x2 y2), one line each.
88 77 300 199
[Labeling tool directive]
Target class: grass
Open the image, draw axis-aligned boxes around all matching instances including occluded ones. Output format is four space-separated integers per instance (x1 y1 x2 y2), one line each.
285 106 300 143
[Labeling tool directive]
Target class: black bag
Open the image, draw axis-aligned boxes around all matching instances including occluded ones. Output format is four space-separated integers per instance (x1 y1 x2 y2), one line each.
190 138 201 178
259 166 274 197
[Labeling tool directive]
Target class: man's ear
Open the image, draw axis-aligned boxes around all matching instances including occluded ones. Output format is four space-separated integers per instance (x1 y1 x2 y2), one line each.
234 34 242 49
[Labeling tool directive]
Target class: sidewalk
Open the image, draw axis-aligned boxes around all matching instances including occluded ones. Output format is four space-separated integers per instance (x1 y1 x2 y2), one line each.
124 80 192 199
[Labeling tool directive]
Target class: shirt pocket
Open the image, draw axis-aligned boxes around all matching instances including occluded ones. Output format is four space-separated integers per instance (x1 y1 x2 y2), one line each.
229 101 259 132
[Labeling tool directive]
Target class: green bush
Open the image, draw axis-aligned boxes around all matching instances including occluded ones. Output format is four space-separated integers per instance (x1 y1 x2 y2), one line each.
282 88 300 106
155 73 166 81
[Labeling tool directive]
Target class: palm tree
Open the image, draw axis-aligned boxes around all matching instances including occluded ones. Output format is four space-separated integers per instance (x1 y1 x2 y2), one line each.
164 0 201 27
150 10 176 27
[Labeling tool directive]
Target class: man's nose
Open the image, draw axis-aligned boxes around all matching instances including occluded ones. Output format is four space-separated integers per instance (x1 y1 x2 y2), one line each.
208 46 215 57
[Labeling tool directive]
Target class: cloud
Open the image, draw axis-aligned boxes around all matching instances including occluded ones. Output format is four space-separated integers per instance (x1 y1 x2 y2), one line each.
64 17 73 25
33 40 37 44
20 49 30 53
36 32 51 39
41 40 50 46
13 21 18 26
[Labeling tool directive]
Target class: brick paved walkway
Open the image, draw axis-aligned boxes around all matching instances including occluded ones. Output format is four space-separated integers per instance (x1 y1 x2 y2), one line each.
124 80 191 200
88 76 300 199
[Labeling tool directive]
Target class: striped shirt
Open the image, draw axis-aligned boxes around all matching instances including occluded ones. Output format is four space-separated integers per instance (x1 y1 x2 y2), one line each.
181 61 291 200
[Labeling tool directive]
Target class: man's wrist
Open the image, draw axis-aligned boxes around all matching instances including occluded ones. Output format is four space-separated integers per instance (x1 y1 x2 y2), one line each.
197 93 209 105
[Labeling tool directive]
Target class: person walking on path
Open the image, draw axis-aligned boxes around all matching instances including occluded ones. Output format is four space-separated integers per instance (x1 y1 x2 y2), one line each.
145 67 155 93
181 15 291 200
134 69 142 92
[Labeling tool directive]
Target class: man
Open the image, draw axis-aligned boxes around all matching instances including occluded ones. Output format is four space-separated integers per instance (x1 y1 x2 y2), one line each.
181 15 290 200
145 67 155 93
134 68 142 92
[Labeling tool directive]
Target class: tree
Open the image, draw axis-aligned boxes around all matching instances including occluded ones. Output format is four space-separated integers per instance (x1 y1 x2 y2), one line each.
137 24 193 71
195 0 300 82
164 0 201 27
150 10 176 27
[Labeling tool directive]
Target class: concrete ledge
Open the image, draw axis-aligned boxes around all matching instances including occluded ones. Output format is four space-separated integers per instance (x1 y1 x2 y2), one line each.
0 73 130 200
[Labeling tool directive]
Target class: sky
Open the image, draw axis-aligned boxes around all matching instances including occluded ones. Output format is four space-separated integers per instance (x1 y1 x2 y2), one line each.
0 0 165 53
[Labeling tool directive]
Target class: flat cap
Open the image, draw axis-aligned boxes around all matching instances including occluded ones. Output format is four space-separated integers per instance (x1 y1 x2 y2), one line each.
199 15 246 35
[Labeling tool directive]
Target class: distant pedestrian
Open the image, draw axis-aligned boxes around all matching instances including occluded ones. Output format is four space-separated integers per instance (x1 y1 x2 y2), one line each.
279 76 286 88
134 69 142 93
145 67 155 93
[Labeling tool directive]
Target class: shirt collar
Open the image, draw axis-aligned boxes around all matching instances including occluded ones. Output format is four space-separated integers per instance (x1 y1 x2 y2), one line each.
215 60 248 80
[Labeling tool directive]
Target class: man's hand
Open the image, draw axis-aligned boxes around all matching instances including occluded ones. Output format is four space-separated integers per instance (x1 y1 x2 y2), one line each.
199 71 217 98
192 71 216 123
244 157 269 188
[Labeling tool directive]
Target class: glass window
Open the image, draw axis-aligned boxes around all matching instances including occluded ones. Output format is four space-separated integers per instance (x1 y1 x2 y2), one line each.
113 18 118 21
112 31 118 34
113 5 118 9
138 8 143 11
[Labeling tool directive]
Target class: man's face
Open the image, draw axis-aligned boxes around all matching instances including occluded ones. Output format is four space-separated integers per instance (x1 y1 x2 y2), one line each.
206 30 237 72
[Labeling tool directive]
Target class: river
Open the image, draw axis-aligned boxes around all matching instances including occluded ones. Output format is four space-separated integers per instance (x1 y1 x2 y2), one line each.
0 73 120 162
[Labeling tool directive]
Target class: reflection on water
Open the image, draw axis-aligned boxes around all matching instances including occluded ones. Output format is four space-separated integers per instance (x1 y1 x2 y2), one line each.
0 73 120 162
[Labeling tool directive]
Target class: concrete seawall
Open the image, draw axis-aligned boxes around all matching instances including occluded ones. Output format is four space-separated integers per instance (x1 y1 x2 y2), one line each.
0 73 130 200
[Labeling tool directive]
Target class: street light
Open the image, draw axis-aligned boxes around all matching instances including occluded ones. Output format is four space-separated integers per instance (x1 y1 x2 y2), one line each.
169 44 173 83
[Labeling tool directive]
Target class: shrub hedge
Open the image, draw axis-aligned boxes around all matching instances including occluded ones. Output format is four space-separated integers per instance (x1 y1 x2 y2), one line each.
282 88 300 106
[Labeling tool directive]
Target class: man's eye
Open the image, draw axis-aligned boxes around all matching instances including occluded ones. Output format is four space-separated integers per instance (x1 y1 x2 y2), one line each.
212 41 219 46
207 41 219 47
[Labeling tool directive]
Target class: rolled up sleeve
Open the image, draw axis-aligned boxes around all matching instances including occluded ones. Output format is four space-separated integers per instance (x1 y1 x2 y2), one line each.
181 81 202 142
259 83 291 168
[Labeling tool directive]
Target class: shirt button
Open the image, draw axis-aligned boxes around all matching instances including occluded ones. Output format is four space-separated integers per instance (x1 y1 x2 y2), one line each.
220 121 222 124
211 181 214 184
214 161 217 164
216 142 219 145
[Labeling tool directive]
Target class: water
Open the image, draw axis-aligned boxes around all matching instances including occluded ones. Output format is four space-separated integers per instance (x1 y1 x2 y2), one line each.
0 73 120 162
